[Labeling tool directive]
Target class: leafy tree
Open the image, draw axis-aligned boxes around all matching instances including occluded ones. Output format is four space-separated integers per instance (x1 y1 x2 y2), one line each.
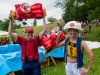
86 0 100 20
33 19 37 26
1 19 17 32
55 0 88 22
55 0 100 22
0 20 3 30
0 20 3 25
47 17 56 23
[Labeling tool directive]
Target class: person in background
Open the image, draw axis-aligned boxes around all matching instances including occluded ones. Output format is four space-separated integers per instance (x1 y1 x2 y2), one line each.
56 21 94 75
88 23 91 33
95 19 98 27
8 12 46 75
2 38 7 45
0 38 2 46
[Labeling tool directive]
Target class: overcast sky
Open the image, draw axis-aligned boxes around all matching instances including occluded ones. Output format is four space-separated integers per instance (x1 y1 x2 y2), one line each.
0 0 63 26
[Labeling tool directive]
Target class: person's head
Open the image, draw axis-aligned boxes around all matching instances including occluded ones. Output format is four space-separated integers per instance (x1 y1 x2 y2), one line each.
51 27 59 35
25 27 34 40
64 21 83 38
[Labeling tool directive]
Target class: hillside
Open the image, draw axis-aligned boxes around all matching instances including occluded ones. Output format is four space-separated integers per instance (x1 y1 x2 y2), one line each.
15 23 60 36
15 23 100 42
0 22 100 42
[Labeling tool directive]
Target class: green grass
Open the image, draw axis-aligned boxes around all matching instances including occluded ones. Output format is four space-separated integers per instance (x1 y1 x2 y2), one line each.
84 24 100 42
84 48 100 75
15 23 58 37
41 60 66 75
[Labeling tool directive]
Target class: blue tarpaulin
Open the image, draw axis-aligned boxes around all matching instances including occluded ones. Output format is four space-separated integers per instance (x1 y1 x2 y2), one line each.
0 44 64 75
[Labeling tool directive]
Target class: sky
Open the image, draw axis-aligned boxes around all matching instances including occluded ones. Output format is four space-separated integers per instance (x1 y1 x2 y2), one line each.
0 0 63 26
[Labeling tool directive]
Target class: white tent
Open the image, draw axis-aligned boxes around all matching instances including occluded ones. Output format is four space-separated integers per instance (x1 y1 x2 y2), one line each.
0 31 9 36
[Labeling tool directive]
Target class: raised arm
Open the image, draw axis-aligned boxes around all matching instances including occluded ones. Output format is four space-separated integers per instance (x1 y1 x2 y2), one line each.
8 14 18 41
56 31 65 47
39 16 47 39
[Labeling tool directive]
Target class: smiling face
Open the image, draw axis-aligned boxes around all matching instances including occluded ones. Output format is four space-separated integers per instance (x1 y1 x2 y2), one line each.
25 32 33 40
25 27 34 40
68 28 78 38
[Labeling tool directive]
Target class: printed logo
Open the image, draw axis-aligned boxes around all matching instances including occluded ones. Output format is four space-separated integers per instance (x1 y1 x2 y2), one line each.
70 23 74 27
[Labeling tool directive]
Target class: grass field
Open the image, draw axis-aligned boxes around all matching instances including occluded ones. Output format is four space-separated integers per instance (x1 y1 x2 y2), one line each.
84 24 100 42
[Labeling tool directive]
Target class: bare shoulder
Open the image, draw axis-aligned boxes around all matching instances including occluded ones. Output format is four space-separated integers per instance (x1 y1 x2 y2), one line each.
81 40 91 52
81 40 88 48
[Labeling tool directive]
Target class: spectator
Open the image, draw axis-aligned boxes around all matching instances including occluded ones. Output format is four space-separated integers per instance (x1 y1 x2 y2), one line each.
56 21 94 75
2 38 7 45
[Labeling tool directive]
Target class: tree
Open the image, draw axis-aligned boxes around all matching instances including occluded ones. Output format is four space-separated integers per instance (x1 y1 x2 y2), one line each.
0 20 3 25
0 20 3 30
55 0 100 22
1 19 17 32
33 19 37 26
47 17 56 23
86 0 100 20
55 0 88 22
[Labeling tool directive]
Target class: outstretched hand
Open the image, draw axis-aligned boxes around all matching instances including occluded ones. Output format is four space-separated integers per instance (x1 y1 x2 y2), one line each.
56 30 62 47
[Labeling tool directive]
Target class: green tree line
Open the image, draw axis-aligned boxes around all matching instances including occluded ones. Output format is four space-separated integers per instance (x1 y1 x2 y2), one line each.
55 0 100 23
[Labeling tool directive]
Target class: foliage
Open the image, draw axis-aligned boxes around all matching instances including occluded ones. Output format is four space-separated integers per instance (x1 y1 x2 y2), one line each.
86 0 100 20
55 0 100 22
87 7 100 21
47 17 56 23
33 19 37 26
0 20 3 25
0 20 3 30
1 19 18 32
55 0 88 22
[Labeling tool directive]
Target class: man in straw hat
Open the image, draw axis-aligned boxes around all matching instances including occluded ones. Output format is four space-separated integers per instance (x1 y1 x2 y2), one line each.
56 21 94 75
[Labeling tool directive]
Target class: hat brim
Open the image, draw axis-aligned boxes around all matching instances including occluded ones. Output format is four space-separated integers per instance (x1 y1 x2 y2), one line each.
64 27 83 33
